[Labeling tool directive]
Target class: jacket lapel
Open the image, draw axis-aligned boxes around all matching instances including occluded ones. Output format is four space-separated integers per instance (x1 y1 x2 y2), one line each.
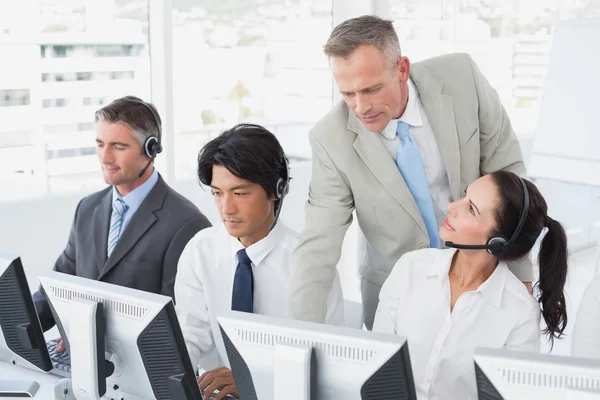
93 190 112 276
349 112 428 236
97 176 167 280
411 65 461 201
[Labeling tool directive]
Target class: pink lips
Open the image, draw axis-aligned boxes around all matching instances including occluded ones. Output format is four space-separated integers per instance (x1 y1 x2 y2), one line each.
443 218 455 231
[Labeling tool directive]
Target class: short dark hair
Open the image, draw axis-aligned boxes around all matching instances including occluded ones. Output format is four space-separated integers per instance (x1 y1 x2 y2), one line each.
490 171 568 347
94 96 161 148
197 123 289 211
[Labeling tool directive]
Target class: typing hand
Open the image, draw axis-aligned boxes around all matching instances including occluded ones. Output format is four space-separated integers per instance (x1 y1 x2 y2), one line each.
197 366 239 400
55 338 66 354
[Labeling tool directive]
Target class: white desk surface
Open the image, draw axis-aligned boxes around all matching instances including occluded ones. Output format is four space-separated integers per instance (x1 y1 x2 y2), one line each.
0 361 60 399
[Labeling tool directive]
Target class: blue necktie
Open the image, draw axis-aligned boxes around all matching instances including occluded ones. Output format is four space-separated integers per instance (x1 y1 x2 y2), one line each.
107 198 129 257
231 249 254 313
395 121 440 248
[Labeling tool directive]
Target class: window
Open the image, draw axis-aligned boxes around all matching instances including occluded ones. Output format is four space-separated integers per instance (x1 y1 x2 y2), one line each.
172 0 333 179
42 98 68 108
1 0 151 201
82 97 105 106
76 72 92 81
380 0 600 135
110 71 135 80
0 89 30 107
94 45 139 57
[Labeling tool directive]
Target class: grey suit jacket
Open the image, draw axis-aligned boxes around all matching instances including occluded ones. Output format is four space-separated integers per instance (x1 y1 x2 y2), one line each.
33 174 211 331
289 53 531 323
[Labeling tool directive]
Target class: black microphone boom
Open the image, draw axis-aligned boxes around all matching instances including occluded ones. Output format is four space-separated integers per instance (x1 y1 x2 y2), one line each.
444 241 492 250
138 157 154 178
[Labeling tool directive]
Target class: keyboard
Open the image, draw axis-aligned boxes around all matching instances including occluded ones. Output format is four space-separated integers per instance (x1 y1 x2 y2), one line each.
46 339 71 377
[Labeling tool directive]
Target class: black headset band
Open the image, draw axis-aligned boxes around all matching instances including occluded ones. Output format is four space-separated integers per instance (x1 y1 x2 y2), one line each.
503 176 529 248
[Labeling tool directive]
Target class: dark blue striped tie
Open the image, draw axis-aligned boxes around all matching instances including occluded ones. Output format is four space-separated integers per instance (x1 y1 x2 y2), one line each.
231 249 253 313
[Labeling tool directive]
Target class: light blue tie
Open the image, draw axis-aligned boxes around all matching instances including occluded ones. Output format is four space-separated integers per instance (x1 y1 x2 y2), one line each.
107 198 129 257
395 121 440 248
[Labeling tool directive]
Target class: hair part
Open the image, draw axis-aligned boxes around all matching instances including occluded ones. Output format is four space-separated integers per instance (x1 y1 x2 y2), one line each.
197 123 289 212
324 15 401 69
490 171 568 347
94 95 161 149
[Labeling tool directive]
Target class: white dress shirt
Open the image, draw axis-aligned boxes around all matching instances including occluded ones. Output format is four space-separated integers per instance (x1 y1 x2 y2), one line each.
373 248 540 400
175 221 345 370
378 78 453 229
572 273 600 359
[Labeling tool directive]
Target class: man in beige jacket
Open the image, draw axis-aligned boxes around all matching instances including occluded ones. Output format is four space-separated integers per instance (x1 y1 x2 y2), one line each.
289 15 532 329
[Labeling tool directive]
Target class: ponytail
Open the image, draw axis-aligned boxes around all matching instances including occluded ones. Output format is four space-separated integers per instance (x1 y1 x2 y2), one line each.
536 216 568 346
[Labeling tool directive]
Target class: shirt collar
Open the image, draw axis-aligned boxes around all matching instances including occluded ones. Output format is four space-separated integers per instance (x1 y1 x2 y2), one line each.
112 168 159 211
428 248 508 309
229 220 287 267
380 78 424 140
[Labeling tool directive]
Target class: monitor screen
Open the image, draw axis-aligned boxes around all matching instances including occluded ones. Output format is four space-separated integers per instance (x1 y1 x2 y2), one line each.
0 253 52 373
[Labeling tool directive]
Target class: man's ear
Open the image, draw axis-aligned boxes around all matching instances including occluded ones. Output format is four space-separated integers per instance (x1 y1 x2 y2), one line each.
396 56 411 82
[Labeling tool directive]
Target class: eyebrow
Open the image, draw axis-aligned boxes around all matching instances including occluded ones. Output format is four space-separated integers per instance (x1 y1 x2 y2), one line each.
340 84 383 96
210 184 251 191
95 139 129 146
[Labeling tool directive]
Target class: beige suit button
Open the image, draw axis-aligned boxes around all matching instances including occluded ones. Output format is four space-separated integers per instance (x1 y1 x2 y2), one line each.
420 244 429 249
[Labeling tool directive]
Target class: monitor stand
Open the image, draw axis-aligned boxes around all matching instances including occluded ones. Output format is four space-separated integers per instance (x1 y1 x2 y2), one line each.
273 343 314 400
0 380 39 397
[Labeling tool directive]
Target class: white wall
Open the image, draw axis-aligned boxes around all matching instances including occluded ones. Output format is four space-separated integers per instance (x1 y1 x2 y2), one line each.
0 161 361 299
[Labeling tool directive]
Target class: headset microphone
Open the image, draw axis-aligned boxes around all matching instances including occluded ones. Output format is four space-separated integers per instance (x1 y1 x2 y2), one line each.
138 156 155 178
444 176 529 257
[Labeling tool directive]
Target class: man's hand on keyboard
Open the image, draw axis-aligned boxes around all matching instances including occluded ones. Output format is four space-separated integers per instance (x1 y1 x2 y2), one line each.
55 338 65 354
197 366 239 400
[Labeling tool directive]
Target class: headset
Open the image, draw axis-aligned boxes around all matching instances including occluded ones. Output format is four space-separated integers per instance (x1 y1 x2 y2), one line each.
129 99 163 178
268 154 290 231
445 176 529 257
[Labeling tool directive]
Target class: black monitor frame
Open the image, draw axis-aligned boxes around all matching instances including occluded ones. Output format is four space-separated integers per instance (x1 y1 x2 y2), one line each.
0 254 52 372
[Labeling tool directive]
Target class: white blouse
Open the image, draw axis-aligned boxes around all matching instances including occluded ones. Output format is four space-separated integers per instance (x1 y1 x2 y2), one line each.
373 248 540 400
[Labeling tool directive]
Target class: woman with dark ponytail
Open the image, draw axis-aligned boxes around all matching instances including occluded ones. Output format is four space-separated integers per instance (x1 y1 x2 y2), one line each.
373 170 568 400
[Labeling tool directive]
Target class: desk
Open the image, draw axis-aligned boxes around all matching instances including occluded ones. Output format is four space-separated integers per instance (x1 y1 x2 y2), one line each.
0 361 60 399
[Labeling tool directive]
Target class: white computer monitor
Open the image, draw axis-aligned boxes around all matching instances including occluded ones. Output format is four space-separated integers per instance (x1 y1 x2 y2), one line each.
474 347 600 399
39 271 202 400
217 311 417 400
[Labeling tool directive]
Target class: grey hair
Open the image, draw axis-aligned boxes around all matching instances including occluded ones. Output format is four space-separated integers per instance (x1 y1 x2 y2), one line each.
94 95 161 149
324 15 401 68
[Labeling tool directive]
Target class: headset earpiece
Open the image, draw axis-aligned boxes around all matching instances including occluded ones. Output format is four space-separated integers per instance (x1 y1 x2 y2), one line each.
143 136 161 158
275 177 290 199
269 155 291 231
485 236 508 257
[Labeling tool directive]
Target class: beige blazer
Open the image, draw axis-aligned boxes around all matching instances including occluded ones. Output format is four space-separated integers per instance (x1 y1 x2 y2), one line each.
289 53 532 323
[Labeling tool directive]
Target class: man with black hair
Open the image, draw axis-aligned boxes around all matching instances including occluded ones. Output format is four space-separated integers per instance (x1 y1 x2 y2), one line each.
174 123 344 400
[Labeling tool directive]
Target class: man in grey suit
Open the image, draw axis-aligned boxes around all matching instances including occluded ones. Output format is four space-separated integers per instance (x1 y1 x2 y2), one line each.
33 96 211 332
289 15 532 329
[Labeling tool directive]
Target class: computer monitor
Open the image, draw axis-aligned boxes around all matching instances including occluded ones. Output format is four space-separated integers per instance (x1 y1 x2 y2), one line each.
474 347 600 399
218 311 417 400
0 253 52 373
39 270 202 400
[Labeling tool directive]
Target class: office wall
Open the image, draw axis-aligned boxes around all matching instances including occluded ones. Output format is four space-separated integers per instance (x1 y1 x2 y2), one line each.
0 162 361 299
